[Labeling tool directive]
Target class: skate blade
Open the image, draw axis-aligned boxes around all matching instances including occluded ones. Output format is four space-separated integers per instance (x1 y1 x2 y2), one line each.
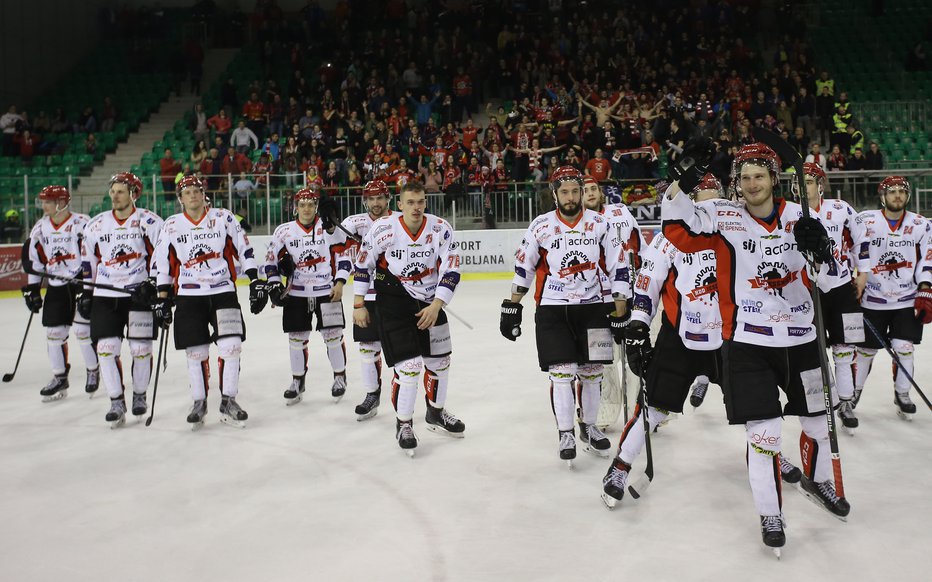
582 444 610 458
896 410 914 421
285 395 303 406
109 417 125 429
843 426 856 436
87 391 97 400
41 390 68 403
220 416 246 428
401 448 416 458
565 459 575 470
797 486 849 522
772 547 782 560
356 408 378 421
190 421 205 432
425 424 465 438
601 492 619 510
332 394 344 404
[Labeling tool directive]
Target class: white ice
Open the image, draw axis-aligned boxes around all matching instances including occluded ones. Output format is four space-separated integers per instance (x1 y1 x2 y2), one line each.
0 280 930 582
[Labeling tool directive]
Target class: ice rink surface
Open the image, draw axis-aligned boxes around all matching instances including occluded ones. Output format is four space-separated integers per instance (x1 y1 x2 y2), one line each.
0 279 930 582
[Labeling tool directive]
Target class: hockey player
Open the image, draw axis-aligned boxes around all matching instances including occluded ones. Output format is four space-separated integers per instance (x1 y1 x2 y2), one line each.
262 185 351 405
660 143 852 553
81 173 163 427
500 166 630 466
601 174 726 506
151 175 266 429
21 185 99 401
341 180 393 420
852 176 932 420
798 162 865 432
353 181 465 455
581 174 643 436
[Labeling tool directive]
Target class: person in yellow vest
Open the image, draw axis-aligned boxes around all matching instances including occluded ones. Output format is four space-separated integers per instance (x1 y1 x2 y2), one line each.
846 125 864 156
815 70 835 96
831 105 852 150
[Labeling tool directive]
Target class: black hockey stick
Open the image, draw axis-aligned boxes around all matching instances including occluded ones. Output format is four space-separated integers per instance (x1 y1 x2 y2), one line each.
627 356 654 499
862 316 932 411
22 264 155 303
145 326 169 427
752 127 846 499
3 311 35 382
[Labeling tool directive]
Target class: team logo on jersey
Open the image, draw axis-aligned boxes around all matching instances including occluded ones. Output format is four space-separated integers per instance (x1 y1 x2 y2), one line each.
47 247 76 266
558 251 593 280
184 244 219 269
872 252 911 278
296 249 326 270
104 244 141 268
748 261 797 298
400 262 431 284
686 266 718 305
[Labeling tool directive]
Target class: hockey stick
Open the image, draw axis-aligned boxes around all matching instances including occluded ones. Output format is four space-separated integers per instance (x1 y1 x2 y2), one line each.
22 264 155 303
862 316 932 411
620 343 629 422
3 311 35 383
752 127 846 498
627 351 653 498
145 326 169 427
445 306 474 330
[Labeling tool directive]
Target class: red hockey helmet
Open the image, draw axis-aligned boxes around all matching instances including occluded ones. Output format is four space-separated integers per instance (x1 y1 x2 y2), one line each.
690 173 724 199
362 179 390 198
803 162 826 181
38 185 71 206
729 142 781 198
878 175 911 205
582 175 599 187
294 185 322 203
176 175 205 195
109 172 144 200
550 165 584 194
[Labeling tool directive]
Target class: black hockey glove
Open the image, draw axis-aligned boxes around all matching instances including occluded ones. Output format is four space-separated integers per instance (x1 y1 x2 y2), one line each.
76 290 93 320
21 284 42 314
249 279 269 314
278 253 295 279
669 136 715 194
267 281 286 307
793 217 834 264
317 195 339 231
608 310 630 344
500 300 523 341
624 320 653 377
128 278 158 307
153 297 173 329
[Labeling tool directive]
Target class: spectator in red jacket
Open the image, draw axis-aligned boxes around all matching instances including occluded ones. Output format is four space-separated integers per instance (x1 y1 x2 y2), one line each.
208 109 232 142
584 148 612 181
160 148 182 197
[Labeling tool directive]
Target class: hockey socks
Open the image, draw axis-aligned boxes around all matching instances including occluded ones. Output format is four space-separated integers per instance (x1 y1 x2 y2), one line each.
745 417 783 517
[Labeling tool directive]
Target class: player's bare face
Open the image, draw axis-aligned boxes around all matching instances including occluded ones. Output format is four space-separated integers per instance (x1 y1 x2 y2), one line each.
555 182 582 218
297 198 318 224
694 189 720 203
739 164 774 216
109 183 134 214
884 187 908 212
180 187 206 216
804 175 821 208
399 190 427 227
366 194 389 218
582 183 603 210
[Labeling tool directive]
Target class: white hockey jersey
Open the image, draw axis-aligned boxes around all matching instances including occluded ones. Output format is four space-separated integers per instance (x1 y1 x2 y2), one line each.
632 230 723 350
340 210 393 300
353 213 460 305
599 203 644 302
82 208 163 298
661 194 850 347
264 217 351 297
153 208 258 296
25 212 90 287
813 197 861 272
854 209 932 310
512 209 629 306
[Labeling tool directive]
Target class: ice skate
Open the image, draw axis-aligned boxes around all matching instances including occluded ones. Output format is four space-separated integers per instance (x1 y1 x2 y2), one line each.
187 399 207 431
85 367 100 397
219 396 248 428
331 373 347 403
689 377 709 408
838 398 858 435
354 389 380 421
283 376 305 406
760 515 786 559
798 475 850 521
894 391 916 421
852 386 863 409
425 404 465 438
558 429 576 468
779 455 802 484
131 393 147 417
105 398 126 429
579 422 610 457
601 458 631 509
396 419 418 457
40 374 69 402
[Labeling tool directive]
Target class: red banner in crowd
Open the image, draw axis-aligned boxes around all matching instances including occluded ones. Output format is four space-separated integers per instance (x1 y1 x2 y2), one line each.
0 244 26 291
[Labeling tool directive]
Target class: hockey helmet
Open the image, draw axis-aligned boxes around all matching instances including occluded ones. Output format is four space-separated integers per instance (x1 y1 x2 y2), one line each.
729 142 781 199
176 175 205 195
549 165 584 195
690 173 724 199
294 185 322 203
362 179 390 198
109 172 144 200
878 175 911 206
38 185 71 206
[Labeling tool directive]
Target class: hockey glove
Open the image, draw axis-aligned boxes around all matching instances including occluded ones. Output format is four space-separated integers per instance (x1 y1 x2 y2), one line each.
76 291 93 320
669 137 714 194
129 279 158 307
278 253 296 279
318 195 339 231
608 310 630 344
267 281 286 307
793 217 834 264
624 320 653 377
21 284 42 314
500 300 523 341
915 288 932 324
249 279 269 314
153 297 174 329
